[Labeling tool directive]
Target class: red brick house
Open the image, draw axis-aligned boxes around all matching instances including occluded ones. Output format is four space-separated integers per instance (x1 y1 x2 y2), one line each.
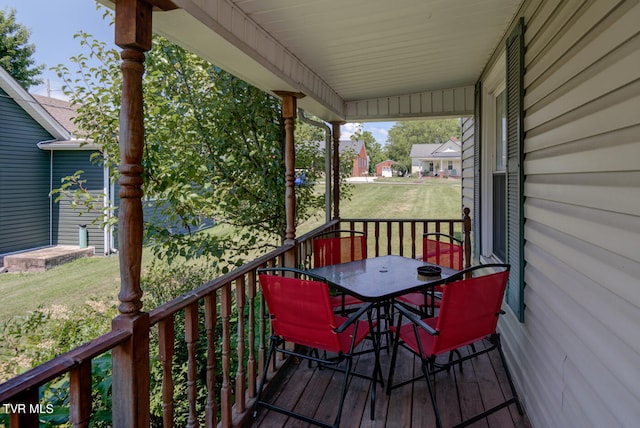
340 140 369 177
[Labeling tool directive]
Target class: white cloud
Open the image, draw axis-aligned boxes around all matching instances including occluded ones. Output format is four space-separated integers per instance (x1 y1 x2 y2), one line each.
339 121 395 145
340 122 362 140
366 125 390 144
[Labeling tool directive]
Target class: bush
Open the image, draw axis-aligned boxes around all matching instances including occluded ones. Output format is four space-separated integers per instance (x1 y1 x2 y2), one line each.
0 301 116 426
0 260 252 427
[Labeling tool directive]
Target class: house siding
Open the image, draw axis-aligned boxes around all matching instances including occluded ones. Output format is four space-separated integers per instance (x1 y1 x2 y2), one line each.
0 87 53 254
51 151 106 254
460 116 474 212
468 1 640 427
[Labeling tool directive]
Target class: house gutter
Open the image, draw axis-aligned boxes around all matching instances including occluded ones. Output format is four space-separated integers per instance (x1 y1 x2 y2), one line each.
103 165 110 255
297 109 332 223
38 139 58 246
107 166 118 254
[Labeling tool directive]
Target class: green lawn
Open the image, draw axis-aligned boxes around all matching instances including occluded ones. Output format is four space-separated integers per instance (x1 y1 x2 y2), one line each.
299 177 461 232
0 255 121 322
0 178 461 321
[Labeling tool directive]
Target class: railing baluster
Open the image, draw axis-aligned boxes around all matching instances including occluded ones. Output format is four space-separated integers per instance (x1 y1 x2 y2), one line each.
69 361 92 428
247 271 257 398
411 221 417 259
158 318 175 428
185 303 199 428
386 221 392 255
204 294 217 428
8 389 38 427
258 272 268 379
235 277 247 413
398 221 405 256
220 284 232 428
374 222 380 256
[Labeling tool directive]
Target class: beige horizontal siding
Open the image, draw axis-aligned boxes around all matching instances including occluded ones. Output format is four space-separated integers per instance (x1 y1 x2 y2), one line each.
482 1 640 427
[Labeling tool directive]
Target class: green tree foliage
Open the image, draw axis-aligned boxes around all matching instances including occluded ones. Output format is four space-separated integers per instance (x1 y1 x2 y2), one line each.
0 8 43 88
385 119 460 174
54 29 327 266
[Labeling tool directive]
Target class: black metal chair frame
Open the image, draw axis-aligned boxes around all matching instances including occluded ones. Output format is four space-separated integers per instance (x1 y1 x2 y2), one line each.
387 264 523 428
253 267 382 428
312 229 368 316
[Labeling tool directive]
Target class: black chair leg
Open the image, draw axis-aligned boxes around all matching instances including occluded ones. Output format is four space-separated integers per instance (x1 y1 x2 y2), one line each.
419 356 442 428
254 337 278 417
385 315 404 395
494 334 523 415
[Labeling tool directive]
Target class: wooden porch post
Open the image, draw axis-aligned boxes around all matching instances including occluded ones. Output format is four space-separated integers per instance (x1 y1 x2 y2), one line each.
111 1 152 426
275 91 304 267
331 121 343 219
463 207 472 269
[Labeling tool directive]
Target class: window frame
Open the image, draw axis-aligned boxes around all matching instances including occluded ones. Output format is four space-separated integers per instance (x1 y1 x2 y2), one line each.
480 51 507 262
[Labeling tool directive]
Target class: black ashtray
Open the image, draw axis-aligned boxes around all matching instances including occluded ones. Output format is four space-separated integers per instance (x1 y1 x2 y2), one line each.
417 265 442 277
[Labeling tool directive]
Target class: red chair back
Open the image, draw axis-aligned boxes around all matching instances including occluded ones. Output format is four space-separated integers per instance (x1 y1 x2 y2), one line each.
258 273 345 354
431 267 509 354
313 232 366 267
423 233 463 270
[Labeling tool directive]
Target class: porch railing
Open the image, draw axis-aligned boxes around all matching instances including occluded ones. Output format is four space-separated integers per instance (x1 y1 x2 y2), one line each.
0 212 470 428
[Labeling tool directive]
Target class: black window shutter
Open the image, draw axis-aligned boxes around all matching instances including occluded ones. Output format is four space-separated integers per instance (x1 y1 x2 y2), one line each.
506 17 526 322
473 80 482 262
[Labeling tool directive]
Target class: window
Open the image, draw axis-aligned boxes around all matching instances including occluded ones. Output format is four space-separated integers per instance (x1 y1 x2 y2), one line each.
481 52 507 262
492 90 507 261
479 18 525 321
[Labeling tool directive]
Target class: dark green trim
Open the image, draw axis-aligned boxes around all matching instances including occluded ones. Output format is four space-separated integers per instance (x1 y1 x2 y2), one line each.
505 17 526 322
473 80 482 263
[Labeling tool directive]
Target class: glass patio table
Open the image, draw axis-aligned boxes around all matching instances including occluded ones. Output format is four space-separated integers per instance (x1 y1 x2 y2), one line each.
308 254 459 304
307 254 461 402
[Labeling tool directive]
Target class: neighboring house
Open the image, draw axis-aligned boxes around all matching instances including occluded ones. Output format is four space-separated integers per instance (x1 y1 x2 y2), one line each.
410 137 461 177
339 139 369 177
375 160 395 177
0 67 116 257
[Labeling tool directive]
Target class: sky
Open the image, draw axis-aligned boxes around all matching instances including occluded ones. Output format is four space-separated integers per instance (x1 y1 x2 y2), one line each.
1 0 394 144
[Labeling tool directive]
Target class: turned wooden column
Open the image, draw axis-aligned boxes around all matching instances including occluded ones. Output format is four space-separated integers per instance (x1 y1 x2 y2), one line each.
275 92 304 239
331 122 343 219
275 91 304 267
112 1 153 426
115 0 152 316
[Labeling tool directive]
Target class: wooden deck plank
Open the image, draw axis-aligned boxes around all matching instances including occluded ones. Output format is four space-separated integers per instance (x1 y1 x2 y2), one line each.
410 352 436 428
247 338 532 428
385 345 415 428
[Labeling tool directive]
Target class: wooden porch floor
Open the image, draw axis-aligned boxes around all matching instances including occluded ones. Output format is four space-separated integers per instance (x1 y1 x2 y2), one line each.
248 337 532 428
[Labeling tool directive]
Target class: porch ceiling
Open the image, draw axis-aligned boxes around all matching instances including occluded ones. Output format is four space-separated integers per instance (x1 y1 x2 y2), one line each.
103 0 523 122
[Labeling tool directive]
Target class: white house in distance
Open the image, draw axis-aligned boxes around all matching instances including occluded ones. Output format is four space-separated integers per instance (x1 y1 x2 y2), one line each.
410 137 461 177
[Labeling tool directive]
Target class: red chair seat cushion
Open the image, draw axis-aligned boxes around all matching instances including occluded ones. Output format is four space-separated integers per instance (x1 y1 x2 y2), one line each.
330 294 363 308
396 291 439 308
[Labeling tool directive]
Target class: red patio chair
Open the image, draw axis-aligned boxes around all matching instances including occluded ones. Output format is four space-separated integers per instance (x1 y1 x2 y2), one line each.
396 232 463 316
254 267 382 428
387 264 523 428
313 230 367 314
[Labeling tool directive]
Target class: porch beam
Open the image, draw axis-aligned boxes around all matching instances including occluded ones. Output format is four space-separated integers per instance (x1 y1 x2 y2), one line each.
344 85 475 121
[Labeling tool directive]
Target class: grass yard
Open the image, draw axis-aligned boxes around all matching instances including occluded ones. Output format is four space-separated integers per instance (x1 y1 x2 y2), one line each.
0 178 461 321
299 177 461 232
0 256 121 322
